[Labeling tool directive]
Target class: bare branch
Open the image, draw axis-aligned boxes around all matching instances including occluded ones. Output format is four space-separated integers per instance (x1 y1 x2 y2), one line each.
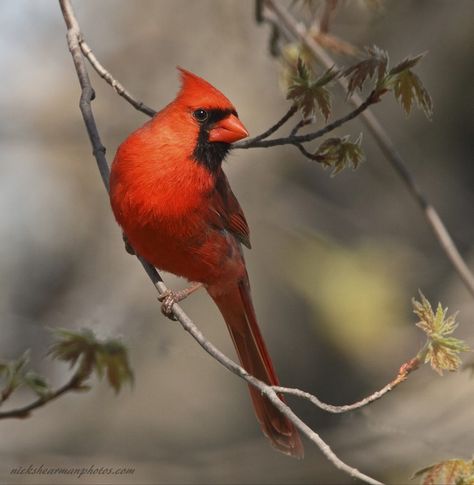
264 0 474 299
0 373 83 420
296 143 324 163
58 2 384 483
274 356 420 414
290 117 315 136
239 104 298 145
79 39 157 118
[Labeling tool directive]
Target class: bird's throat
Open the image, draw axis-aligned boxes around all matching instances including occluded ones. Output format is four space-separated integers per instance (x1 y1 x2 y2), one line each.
193 138 230 172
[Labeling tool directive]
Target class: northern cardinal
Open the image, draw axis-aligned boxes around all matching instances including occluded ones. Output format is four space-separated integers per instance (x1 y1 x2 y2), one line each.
110 68 304 458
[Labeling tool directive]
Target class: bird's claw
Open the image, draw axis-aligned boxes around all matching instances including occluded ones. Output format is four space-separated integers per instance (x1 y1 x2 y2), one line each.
158 290 179 320
158 283 203 321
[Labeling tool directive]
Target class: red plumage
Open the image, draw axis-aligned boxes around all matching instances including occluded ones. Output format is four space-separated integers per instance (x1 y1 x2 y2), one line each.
110 68 303 458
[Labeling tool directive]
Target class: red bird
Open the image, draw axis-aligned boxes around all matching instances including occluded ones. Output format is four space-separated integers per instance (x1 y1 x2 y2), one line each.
110 68 303 458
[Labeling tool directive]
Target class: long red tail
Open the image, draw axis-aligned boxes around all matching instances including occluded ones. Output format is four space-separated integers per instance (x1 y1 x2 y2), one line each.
210 278 304 458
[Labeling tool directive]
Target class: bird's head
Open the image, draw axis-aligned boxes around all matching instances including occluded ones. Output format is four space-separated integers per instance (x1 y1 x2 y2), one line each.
173 68 249 171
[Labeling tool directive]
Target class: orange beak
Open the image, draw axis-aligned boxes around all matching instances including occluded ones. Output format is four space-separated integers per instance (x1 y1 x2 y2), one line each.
208 114 249 143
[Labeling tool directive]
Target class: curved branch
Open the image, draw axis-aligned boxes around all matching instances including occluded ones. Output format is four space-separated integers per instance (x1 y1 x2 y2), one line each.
58 2 383 483
0 373 82 420
79 39 157 118
264 0 474 299
274 356 420 414
234 104 298 147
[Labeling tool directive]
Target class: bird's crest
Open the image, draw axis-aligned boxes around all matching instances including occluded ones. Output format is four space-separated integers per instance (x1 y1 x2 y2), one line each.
176 67 235 111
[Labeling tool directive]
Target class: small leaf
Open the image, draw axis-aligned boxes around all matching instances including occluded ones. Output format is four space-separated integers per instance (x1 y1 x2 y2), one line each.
343 45 388 96
5 350 31 391
314 134 364 175
49 328 98 369
386 59 433 119
388 52 426 76
23 371 51 398
48 328 133 393
95 341 134 394
412 291 469 375
287 58 338 120
413 458 474 485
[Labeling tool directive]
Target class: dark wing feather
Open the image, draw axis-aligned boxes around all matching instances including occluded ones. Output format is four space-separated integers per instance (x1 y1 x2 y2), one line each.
209 169 251 249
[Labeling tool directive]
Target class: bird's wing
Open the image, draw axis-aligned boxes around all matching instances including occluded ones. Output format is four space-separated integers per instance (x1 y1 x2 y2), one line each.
208 169 251 249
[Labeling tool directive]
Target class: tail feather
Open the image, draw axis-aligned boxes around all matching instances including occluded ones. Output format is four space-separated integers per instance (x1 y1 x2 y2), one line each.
210 279 304 458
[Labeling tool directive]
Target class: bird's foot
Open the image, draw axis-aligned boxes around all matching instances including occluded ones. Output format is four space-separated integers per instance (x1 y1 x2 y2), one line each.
158 283 203 320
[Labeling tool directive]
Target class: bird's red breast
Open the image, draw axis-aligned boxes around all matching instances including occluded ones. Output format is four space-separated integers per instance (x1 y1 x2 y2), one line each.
109 68 249 289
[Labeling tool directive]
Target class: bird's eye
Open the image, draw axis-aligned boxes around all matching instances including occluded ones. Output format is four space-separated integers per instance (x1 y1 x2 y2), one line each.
193 109 208 123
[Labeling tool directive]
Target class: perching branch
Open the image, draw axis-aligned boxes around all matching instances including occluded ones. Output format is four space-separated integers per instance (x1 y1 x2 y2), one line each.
263 0 474 299
59 1 384 483
79 39 156 118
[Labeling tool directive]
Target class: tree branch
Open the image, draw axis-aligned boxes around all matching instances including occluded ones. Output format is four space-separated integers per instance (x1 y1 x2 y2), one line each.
274 356 420 414
264 0 474 299
234 90 376 149
238 104 298 145
0 373 83 420
58 1 384 483
79 39 157 118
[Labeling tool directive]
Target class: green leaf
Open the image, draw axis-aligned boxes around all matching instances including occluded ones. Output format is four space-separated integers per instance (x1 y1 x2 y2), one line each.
314 134 364 175
5 350 31 392
49 328 133 393
287 58 338 120
413 458 474 485
95 341 134 394
343 45 388 96
23 371 51 398
412 291 469 375
383 54 433 119
388 52 426 76
48 328 97 368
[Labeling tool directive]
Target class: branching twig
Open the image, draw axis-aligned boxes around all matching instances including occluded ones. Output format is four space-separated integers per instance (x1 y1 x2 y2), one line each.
0 373 82 420
234 90 376 149
58 1 384 483
79 39 156 118
264 0 474 299
290 117 314 136
244 104 298 144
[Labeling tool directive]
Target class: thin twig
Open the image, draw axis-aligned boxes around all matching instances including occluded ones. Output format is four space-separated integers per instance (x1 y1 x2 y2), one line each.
0 374 82 420
58 2 384 483
239 104 298 145
274 356 420 414
264 0 474 299
235 90 376 149
295 143 324 162
290 117 314 136
79 39 157 118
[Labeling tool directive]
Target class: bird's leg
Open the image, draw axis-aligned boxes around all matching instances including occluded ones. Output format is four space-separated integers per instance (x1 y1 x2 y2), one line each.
158 282 203 319
122 233 135 255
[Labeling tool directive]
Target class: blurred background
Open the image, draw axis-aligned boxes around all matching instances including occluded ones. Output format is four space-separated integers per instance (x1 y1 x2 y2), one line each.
0 1 473 483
